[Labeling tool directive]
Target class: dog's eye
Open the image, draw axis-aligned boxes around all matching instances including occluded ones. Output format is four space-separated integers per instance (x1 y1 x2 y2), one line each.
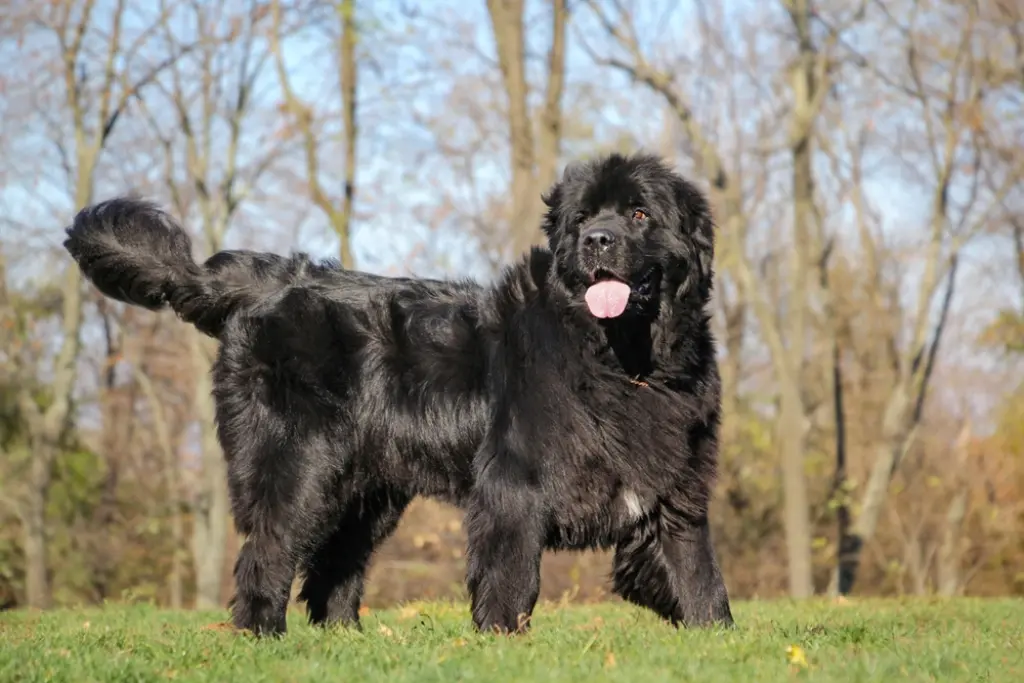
632 209 648 221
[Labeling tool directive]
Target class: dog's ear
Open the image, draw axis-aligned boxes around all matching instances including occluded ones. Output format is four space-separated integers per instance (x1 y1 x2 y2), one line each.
541 183 561 239
542 161 586 238
560 159 588 184
673 176 716 302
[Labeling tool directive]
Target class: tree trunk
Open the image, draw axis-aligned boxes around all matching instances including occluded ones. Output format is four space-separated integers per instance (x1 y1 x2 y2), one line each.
487 0 536 253
190 337 229 609
830 340 855 597
169 504 186 609
779 0 820 599
20 441 53 609
534 0 567 213
841 385 910 593
337 0 358 269
937 491 968 597
271 0 360 269
937 421 972 597
718 297 747 457
838 258 958 594
92 312 123 602
18 157 93 609
779 384 813 597
91 463 120 601
906 533 928 595
486 0 567 256
134 362 185 608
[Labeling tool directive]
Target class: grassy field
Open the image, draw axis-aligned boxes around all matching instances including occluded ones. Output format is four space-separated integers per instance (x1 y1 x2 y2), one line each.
1 598 1022 682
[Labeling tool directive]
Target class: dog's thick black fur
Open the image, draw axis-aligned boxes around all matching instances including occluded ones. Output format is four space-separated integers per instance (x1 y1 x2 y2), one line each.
64 153 733 636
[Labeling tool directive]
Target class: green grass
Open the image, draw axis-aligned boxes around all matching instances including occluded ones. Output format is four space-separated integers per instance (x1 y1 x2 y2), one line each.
1 599 1022 682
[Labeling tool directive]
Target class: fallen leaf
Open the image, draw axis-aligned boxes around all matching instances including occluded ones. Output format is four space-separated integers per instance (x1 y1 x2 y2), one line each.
200 622 237 633
604 651 617 669
358 605 371 617
378 624 394 637
398 605 420 620
786 644 809 668
453 638 468 647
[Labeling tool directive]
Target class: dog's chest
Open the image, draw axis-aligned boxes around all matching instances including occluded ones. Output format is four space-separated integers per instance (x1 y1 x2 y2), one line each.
540 386 692 548
545 473 657 550
614 487 650 524
575 381 692 461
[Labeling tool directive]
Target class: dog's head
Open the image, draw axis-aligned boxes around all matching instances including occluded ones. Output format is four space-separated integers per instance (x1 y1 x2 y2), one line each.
542 153 715 321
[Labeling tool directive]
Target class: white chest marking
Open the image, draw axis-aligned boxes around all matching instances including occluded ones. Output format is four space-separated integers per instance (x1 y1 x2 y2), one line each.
620 489 646 522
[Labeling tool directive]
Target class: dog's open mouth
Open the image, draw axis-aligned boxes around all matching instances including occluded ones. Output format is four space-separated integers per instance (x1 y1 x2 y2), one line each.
584 269 655 319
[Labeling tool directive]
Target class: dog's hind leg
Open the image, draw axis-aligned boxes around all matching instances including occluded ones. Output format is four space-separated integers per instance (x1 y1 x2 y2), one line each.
215 288 372 637
611 501 733 628
231 527 297 636
298 488 409 629
225 433 334 637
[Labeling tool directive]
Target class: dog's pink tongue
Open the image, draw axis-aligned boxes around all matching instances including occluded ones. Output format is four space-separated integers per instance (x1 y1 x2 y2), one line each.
585 280 631 318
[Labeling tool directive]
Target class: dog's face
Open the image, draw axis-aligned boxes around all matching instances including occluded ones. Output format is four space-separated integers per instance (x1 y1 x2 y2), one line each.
542 153 715 320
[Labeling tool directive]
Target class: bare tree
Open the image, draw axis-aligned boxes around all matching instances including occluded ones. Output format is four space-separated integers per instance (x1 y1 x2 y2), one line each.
7 0 188 608
773 0 849 597
834 0 1024 594
131 353 185 608
271 0 360 267
89 296 134 601
486 0 568 255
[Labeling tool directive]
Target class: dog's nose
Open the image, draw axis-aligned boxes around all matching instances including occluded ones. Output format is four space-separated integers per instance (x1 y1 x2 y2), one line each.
581 227 616 251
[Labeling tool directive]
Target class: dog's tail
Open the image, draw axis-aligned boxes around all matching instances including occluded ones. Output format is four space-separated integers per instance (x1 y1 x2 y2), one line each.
64 197 271 338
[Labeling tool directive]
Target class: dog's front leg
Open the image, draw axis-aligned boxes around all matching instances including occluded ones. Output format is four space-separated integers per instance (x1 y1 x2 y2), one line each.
613 500 733 628
464 464 545 635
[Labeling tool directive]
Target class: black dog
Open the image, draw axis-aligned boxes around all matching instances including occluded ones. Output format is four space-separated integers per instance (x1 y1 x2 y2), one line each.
64 153 734 636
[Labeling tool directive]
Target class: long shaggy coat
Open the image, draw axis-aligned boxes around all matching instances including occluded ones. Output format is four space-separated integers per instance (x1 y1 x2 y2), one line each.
63 152 734 635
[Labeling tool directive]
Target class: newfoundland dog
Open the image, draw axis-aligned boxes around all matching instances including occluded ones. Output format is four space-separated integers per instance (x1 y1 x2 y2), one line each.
64 152 734 636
